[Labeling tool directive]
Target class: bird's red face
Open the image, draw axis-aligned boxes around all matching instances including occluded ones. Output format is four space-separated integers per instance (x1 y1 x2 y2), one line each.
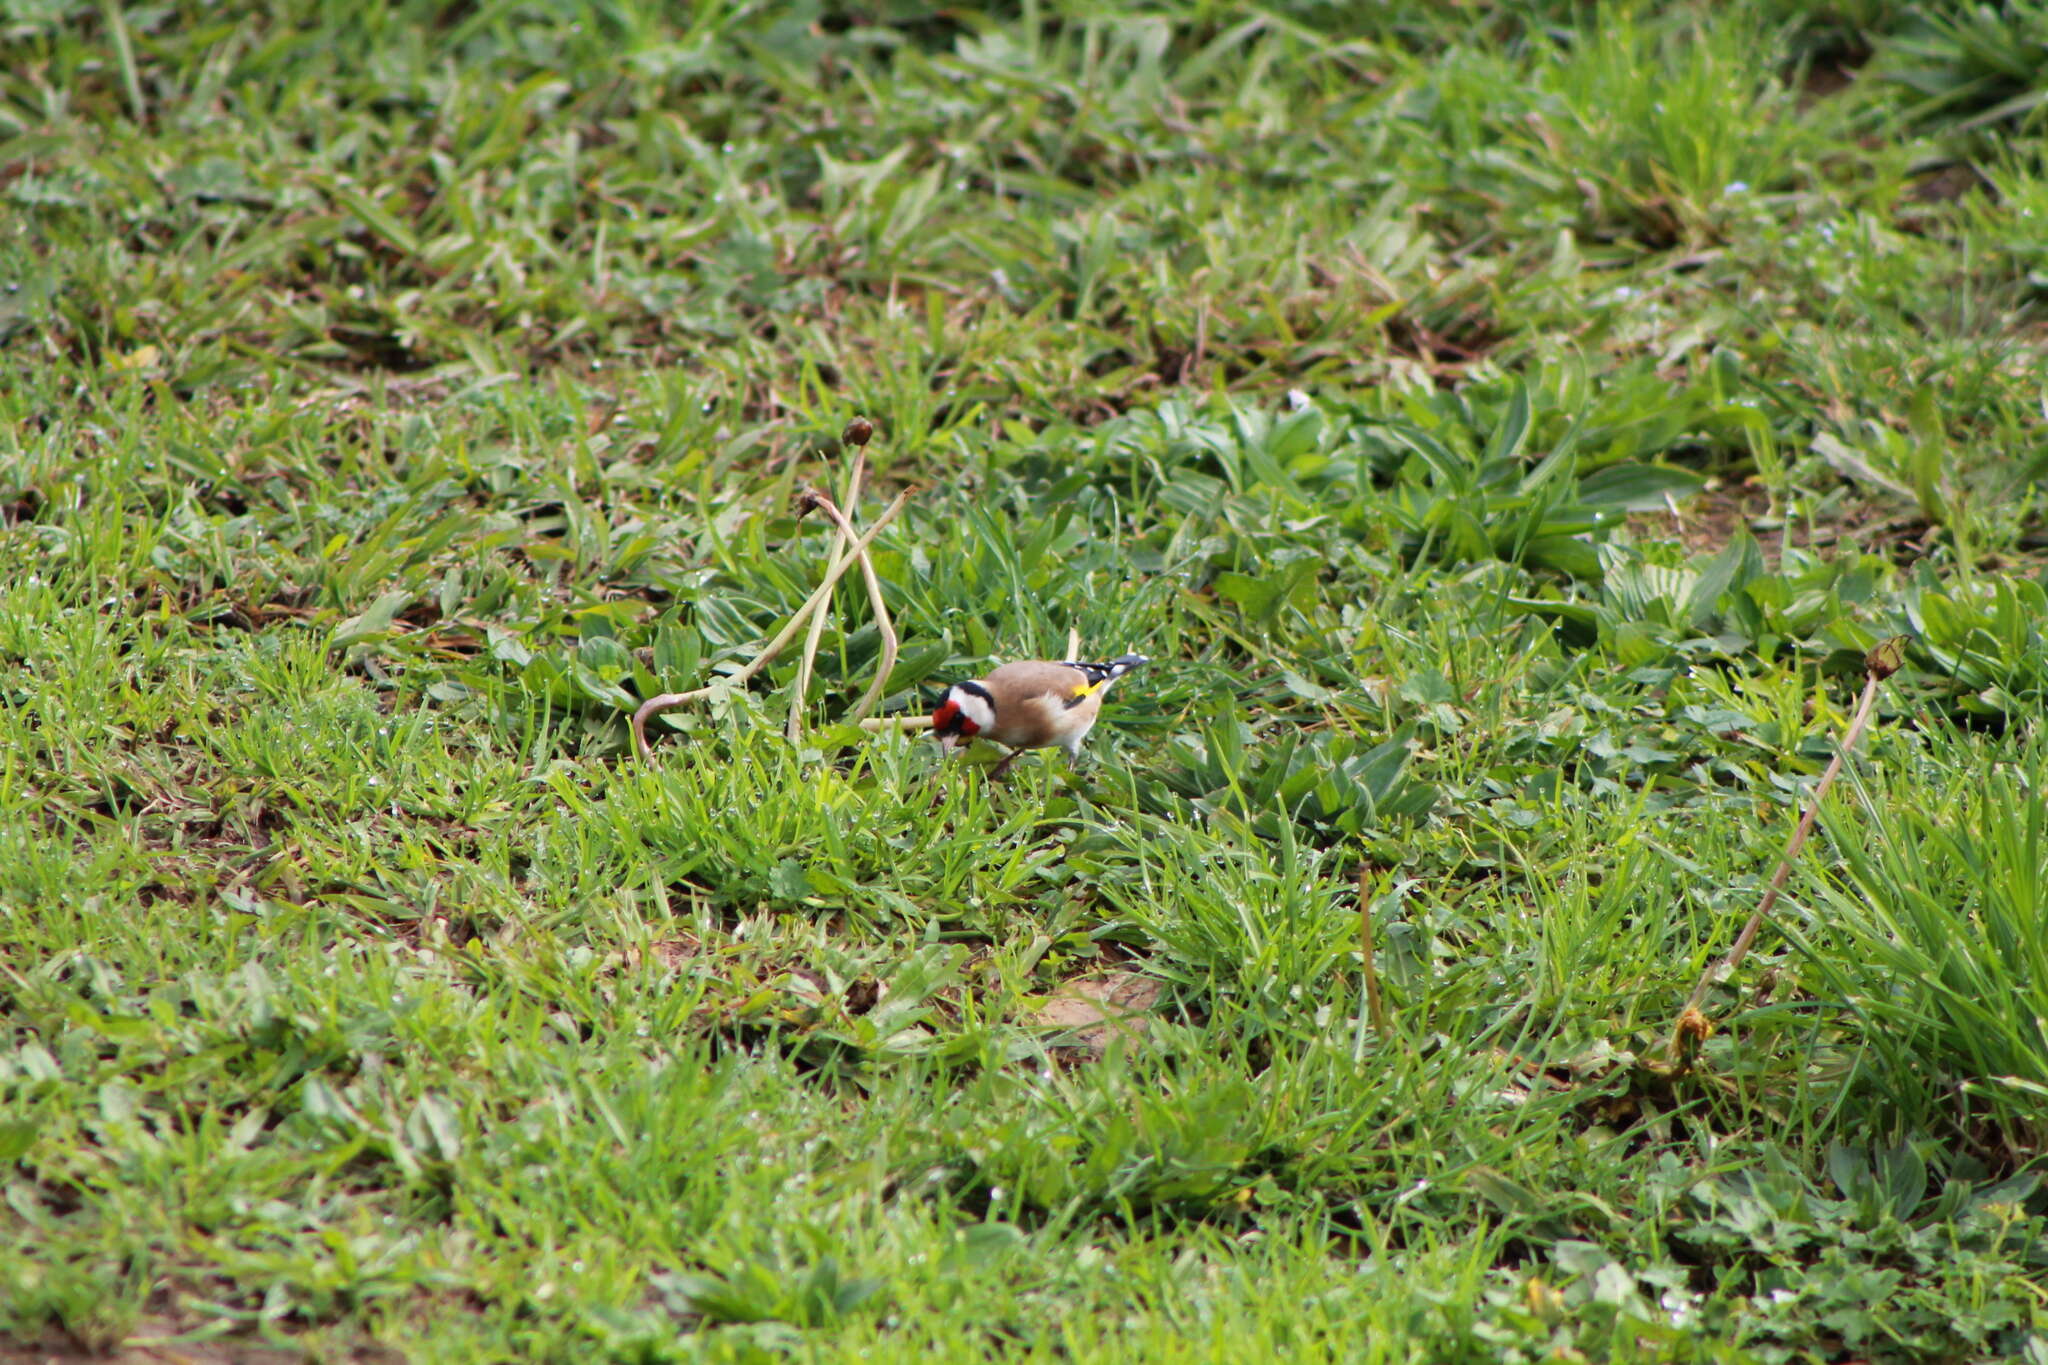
931 682 993 755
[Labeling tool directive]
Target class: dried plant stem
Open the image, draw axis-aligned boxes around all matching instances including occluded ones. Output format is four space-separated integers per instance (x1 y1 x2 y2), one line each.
1671 639 1905 1062
1358 866 1387 1033
797 487 900 725
631 490 909 760
788 454 867 743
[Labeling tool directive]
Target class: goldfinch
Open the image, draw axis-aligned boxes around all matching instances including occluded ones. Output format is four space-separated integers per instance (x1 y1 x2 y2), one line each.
931 654 1149 778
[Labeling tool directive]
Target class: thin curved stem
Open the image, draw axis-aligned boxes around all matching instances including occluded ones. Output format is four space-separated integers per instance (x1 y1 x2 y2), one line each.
788 453 867 743
1669 638 1904 1064
799 486 899 724
631 489 910 760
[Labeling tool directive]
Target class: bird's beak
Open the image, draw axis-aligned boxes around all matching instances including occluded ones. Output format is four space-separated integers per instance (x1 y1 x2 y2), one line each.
937 732 958 756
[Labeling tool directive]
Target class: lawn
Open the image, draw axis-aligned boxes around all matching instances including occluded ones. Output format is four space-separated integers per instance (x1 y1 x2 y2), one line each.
4 1 2048 1360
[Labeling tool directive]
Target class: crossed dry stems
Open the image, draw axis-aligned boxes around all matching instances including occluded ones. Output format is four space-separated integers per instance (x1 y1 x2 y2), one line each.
630 418 923 760
787 454 901 740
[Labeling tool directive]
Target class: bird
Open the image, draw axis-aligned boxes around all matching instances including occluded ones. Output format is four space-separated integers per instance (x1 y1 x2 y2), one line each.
929 654 1149 779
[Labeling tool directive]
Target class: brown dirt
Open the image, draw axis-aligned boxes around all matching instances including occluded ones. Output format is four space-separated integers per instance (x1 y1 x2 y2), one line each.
1630 481 1938 567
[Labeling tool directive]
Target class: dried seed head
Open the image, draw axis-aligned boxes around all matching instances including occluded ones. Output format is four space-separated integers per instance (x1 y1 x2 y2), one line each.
842 416 874 448
1674 1006 1713 1049
1866 634 1909 680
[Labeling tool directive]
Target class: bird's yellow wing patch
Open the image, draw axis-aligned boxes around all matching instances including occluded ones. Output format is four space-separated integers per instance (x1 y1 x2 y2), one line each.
1062 678 1106 709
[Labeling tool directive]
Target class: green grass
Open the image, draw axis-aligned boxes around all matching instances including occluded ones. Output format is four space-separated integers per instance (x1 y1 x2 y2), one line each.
5 0 2048 1360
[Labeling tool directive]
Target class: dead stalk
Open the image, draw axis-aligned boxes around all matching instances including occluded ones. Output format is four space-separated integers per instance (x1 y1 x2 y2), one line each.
797 486 899 725
631 489 910 760
1358 865 1387 1032
788 452 868 743
1670 636 1906 1064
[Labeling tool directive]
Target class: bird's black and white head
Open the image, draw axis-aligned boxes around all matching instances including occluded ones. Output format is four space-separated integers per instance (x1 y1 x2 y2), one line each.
929 679 997 755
